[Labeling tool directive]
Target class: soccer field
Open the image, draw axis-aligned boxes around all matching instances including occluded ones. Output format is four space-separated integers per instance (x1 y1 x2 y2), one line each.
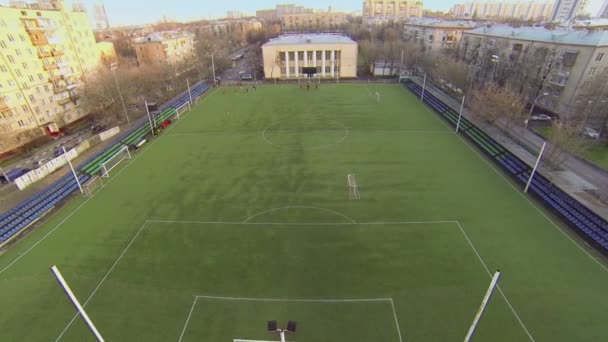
1 84 607 341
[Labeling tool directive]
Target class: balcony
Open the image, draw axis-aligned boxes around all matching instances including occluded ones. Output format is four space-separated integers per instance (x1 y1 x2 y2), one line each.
38 51 52 58
30 36 49 46
57 97 72 105
0 98 9 111
49 75 63 82
44 63 59 71
53 84 67 93
549 75 568 87
51 50 64 57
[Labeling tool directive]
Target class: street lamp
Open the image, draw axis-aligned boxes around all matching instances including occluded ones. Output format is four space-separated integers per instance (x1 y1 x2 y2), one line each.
490 55 499 83
110 63 130 124
525 92 550 128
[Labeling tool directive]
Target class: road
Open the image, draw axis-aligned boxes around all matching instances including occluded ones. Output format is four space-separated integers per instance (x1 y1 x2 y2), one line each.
221 48 257 82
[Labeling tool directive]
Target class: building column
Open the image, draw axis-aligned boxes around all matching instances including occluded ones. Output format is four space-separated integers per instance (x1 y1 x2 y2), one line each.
322 50 326 77
313 50 317 74
304 50 308 67
285 50 290 78
294 50 299 77
331 50 335 77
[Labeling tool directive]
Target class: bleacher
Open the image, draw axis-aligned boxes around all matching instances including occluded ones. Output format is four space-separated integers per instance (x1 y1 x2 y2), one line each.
403 80 608 254
0 81 210 246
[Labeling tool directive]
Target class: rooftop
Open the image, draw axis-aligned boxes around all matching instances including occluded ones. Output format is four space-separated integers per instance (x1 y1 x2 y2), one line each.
263 33 356 46
404 18 478 29
133 30 195 44
465 25 608 46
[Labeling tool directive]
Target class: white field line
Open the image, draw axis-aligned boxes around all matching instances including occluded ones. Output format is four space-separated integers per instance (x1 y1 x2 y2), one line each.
147 219 458 226
455 221 535 342
389 298 404 342
0 89 215 277
194 295 392 302
242 206 358 224
177 297 198 342
54 221 150 341
261 120 349 150
416 91 608 273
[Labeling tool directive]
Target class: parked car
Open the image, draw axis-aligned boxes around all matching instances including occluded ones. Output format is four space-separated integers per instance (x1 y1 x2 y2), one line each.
0 168 31 184
530 114 552 121
91 124 107 133
54 147 66 157
240 73 253 80
582 127 600 139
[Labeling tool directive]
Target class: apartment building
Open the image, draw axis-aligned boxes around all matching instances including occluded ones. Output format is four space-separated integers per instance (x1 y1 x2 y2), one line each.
256 9 278 21
551 0 588 23
450 1 554 20
461 26 608 125
403 18 478 53
363 0 424 24
280 11 348 30
133 31 195 66
0 0 113 152
262 34 358 79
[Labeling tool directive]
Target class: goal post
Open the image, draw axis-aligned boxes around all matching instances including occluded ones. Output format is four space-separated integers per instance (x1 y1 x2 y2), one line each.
83 176 103 197
175 103 189 119
347 174 360 200
101 145 131 178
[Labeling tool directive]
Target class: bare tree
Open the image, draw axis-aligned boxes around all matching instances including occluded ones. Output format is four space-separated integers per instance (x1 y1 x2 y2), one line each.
469 83 527 135
544 119 589 170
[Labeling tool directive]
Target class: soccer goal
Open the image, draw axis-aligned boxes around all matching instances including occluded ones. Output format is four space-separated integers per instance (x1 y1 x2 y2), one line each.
175 103 189 119
347 174 361 200
101 145 131 178
83 176 103 197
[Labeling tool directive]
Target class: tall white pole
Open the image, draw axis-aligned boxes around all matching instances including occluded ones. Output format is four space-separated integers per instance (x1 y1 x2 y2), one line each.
0 166 8 181
421 73 427 101
525 142 547 193
63 146 83 194
464 271 501 342
50 266 105 342
211 53 216 84
456 95 466 133
279 331 286 342
144 101 155 135
186 78 193 110
400 48 404 73
111 67 130 124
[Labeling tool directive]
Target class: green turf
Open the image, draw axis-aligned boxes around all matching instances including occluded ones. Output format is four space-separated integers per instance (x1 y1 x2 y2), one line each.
582 145 608 170
1 84 607 341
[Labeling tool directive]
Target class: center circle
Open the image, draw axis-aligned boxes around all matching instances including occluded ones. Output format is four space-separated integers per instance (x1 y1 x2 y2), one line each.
263 118 348 150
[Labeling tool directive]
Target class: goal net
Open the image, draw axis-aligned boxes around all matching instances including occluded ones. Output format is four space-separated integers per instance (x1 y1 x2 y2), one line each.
83 176 103 197
175 103 189 119
347 174 360 200
101 145 131 178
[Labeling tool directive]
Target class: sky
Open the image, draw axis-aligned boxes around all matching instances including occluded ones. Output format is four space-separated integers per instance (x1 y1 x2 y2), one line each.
3 0 604 26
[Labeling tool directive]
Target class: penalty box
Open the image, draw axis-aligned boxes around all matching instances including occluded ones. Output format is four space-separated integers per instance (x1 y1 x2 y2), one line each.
65 220 523 341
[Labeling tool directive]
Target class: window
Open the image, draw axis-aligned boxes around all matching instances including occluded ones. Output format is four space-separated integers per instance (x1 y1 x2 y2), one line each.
28 94 35 101
43 85 49 92
38 73 44 80
589 67 598 76
15 69 22 77
8 80 15 87
19 34 25 42
307 51 313 60
28 75 34 82
15 49 21 56
288 51 295 60
0 41 6 49
22 105 29 112
562 51 579 66
297 51 304 60
20 10 27 16
0 65 7 72
7 55 14 63
596 53 605 62
36 87 41 94
22 62 27 69
325 66 331 73
7 34 15 42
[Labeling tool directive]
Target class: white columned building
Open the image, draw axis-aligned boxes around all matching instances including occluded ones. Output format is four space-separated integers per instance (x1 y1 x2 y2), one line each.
262 34 358 79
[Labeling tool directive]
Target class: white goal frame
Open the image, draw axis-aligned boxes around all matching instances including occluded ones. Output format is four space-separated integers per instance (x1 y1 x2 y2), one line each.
101 146 131 178
83 176 103 197
175 103 189 119
347 174 360 200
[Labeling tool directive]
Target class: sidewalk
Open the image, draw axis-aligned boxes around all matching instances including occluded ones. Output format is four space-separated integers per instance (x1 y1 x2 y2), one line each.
410 76 608 220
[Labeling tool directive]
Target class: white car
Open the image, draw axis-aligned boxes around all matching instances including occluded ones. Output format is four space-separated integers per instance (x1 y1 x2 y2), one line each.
582 127 600 139
530 114 552 121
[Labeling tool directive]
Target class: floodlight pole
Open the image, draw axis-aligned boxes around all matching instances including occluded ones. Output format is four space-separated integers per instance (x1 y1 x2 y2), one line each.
464 270 501 342
211 53 216 85
144 101 155 134
420 73 427 101
0 166 8 181
63 146 83 194
111 64 130 124
524 142 546 193
50 265 105 342
280 330 286 342
456 95 466 133
186 78 193 110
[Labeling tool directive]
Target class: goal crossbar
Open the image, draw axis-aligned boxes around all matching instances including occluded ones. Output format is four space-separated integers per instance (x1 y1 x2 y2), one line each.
101 145 131 177
347 174 360 200
175 103 189 119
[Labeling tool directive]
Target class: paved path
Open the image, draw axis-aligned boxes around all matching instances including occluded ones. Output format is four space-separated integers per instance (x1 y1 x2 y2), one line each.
410 76 608 220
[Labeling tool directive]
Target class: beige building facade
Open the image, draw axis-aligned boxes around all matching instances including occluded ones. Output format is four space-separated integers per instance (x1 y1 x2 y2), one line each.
262 34 358 79
461 26 608 125
280 11 348 30
450 1 554 20
133 31 195 66
363 0 423 24
0 0 113 152
403 19 478 53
